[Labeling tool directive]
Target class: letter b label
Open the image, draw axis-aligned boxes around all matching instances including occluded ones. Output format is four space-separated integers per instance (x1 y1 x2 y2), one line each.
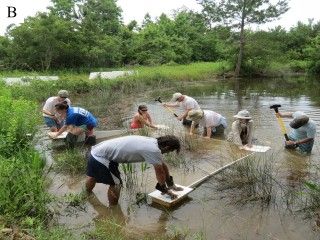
7 6 17 18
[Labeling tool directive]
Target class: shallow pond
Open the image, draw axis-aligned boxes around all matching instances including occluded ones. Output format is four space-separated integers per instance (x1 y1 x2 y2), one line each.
46 77 320 239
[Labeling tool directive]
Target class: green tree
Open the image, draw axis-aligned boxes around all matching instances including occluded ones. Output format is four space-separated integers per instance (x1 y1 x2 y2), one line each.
0 36 11 69
305 35 320 74
9 13 83 70
198 0 289 77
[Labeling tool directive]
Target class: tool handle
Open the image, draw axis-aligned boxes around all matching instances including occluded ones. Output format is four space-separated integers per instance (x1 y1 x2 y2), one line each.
173 113 178 117
284 133 289 141
188 153 254 188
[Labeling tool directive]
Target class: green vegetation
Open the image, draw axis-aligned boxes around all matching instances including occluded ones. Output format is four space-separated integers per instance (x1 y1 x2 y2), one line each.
0 88 50 230
0 0 319 75
53 149 87 175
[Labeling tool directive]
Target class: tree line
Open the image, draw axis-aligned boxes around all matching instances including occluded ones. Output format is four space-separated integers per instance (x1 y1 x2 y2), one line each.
0 0 319 75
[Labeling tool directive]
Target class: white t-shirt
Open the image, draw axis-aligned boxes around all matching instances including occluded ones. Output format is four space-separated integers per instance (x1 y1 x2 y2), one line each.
180 96 200 111
42 96 71 117
91 136 163 167
199 110 223 127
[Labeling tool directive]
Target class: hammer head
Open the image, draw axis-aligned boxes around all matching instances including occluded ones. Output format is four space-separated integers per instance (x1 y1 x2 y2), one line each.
155 97 162 103
270 104 281 113
270 104 281 109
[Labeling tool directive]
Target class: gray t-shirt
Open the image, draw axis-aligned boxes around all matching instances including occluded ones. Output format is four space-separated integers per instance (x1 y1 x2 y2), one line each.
91 135 162 167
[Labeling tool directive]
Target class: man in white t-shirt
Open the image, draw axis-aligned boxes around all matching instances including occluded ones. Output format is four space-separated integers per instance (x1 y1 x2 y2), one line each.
163 92 200 126
42 90 71 132
86 135 183 205
187 109 227 138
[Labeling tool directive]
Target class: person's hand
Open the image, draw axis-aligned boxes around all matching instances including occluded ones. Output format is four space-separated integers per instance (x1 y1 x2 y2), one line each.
285 140 295 145
177 116 183 121
275 113 280 118
166 190 178 200
162 103 167 107
189 132 193 136
245 143 252 148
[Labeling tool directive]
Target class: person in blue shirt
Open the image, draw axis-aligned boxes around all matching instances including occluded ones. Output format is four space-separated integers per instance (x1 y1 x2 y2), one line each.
52 102 98 147
277 111 316 154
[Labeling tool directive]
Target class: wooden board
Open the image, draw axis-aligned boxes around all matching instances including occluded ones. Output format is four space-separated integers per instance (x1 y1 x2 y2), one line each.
47 131 68 139
148 184 193 208
155 124 170 130
241 145 271 152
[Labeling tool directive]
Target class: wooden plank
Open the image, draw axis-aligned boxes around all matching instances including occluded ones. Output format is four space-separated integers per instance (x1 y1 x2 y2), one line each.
240 145 271 153
148 185 193 208
149 153 255 208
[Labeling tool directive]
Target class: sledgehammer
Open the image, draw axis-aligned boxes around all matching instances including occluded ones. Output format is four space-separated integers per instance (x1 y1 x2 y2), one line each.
155 97 179 118
270 104 289 141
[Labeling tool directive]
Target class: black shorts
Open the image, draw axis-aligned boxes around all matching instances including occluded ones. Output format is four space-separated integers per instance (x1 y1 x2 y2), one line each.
87 154 122 185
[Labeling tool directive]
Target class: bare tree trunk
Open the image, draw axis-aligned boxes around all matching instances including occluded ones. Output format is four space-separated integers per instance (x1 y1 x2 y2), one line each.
235 11 245 78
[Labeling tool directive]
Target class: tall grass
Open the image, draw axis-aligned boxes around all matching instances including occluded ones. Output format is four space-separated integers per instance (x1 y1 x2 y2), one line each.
0 150 50 226
53 149 87 176
215 154 277 206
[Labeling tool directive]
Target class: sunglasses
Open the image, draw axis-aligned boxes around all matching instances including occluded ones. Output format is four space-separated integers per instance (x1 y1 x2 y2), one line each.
140 109 148 111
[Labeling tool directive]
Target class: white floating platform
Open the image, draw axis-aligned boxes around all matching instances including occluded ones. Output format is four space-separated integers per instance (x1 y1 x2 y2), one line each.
148 184 193 208
89 71 135 80
241 145 271 152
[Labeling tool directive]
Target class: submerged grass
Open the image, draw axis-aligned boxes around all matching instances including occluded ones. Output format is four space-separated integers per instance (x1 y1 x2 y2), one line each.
53 149 87 176
215 153 278 206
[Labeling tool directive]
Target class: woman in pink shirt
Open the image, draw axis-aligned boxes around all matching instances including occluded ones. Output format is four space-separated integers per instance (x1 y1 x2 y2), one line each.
130 105 157 129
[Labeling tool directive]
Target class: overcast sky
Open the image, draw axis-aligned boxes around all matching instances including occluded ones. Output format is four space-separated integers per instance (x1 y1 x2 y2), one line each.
1 0 320 35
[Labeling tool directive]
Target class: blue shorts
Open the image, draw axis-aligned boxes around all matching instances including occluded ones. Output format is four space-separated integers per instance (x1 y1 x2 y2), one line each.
44 117 61 128
86 154 122 186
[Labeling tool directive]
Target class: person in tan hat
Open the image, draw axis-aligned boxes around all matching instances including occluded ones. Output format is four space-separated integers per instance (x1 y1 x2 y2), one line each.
276 111 316 154
187 109 227 138
227 110 253 147
163 92 200 126
42 90 71 132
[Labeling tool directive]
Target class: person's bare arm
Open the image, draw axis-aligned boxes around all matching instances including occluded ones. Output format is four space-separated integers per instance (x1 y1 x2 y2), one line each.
163 102 179 108
189 122 196 135
178 108 191 121
276 112 293 118
52 125 68 138
204 126 212 138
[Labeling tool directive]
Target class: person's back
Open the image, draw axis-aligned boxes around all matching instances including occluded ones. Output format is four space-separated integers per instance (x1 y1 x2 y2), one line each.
181 95 200 111
91 135 162 165
66 107 97 127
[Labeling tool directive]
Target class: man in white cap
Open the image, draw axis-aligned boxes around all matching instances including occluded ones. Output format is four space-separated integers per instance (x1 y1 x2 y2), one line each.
227 110 253 147
163 92 200 126
187 109 227 138
42 90 71 132
276 111 316 154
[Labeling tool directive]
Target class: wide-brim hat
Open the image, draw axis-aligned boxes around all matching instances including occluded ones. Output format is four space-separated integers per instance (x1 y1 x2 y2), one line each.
187 109 204 122
234 110 252 119
290 115 309 129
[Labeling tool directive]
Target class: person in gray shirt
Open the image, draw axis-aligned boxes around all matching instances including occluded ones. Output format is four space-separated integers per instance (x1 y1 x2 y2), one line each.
86 135 183 205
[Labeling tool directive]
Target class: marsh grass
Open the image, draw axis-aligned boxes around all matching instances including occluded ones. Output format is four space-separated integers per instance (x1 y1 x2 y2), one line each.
302 181 320 213
215 153 278 206
53 149 87 176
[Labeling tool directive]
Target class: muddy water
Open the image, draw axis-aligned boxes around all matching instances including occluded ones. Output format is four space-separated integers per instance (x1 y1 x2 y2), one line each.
46 77 320 239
